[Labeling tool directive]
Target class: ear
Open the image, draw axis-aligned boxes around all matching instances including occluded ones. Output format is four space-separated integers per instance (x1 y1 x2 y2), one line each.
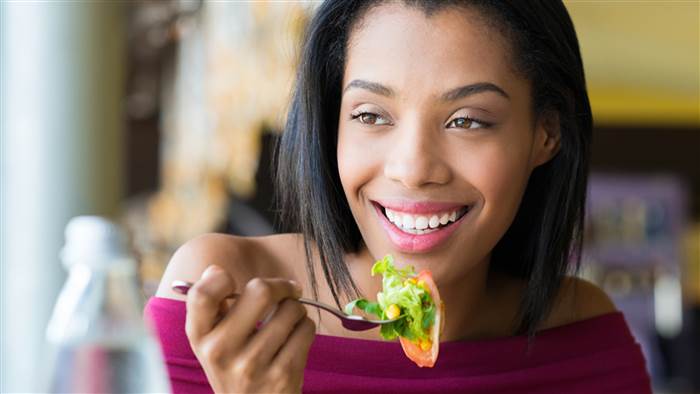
531 110 561 168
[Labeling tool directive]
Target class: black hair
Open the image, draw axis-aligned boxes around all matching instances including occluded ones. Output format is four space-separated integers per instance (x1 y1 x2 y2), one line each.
274 0 592 338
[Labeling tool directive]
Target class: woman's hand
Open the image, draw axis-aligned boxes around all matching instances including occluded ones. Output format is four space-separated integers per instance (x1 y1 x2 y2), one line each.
185 264 316 394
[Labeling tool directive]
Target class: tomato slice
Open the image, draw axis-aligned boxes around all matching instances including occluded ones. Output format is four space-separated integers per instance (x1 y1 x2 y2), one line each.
399 270 444 368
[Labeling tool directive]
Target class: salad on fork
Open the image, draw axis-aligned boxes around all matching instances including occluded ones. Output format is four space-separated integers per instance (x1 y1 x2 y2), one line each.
344 255 445 368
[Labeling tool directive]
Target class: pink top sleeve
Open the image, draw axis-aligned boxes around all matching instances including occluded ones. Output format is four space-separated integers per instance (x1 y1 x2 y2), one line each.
144 297 213 394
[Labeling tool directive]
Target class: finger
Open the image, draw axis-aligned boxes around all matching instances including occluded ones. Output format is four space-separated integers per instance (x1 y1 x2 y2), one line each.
199 278 300 365
185 265 237 343
270 316 316 376
238 298 307 365
207 277 302 352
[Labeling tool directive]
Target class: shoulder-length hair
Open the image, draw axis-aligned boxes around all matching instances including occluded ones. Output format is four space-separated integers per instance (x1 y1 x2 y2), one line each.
274 0 592 337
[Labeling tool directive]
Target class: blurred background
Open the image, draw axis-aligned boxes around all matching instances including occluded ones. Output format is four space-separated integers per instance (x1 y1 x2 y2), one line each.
1 1 698 393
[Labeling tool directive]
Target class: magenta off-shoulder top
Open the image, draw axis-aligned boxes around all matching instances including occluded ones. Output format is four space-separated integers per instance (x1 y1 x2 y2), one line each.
144 297 651 394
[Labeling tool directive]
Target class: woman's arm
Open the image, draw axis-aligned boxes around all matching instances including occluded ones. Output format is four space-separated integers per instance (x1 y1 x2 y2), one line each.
153 233 315 394
155 233 256 300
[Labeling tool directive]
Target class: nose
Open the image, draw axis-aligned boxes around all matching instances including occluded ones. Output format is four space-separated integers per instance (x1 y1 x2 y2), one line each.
383 120 451 189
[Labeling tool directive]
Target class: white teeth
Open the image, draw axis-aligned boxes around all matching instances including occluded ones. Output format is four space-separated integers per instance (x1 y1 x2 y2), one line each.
383 207 467 234
428 215 440 228
402 215 415 229
415 216 429 230
402 227 439 235
439 213 449 225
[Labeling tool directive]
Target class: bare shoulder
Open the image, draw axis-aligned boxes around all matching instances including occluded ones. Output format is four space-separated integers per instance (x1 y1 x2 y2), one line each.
539 276 618 330
155 232 305 300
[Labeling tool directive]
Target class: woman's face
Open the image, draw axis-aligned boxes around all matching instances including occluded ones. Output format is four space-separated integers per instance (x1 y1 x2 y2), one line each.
337 4 558 281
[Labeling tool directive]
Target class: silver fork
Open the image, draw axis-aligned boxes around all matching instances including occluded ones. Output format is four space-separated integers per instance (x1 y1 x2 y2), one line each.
171 280 400 331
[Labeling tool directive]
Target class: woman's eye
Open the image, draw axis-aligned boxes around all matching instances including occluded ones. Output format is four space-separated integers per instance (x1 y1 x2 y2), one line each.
446 117 489 129
351 112 390 126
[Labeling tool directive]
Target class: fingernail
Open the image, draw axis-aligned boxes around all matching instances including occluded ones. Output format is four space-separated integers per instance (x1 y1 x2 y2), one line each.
202 265 221 279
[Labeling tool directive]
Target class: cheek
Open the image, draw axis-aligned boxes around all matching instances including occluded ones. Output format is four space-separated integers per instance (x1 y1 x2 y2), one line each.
460 136 533 226
336 126 379 206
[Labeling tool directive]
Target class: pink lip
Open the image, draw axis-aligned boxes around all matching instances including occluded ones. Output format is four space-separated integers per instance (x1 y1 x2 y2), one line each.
372 198 466 214
372 202 469 253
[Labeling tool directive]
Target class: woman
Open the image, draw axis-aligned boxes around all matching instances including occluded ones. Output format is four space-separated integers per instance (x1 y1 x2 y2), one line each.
145 1 652 392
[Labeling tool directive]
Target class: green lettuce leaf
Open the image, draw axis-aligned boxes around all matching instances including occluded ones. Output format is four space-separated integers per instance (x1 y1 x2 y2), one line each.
344 255 434 342
343 298 383 317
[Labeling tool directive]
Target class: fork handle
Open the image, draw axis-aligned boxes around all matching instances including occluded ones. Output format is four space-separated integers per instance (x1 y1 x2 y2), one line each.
295 297 349 320
171 280 347 319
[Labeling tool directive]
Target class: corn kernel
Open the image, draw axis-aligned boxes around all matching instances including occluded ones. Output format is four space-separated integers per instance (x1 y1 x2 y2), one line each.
420 339 432 351
406 278 417 285
386 304 401 319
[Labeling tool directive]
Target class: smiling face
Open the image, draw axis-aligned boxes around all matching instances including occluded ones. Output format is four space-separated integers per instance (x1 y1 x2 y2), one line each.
337 4 559 282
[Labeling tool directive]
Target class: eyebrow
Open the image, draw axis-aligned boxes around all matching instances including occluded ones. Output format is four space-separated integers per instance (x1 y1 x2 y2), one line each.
441 82 510 101
342 79 510 101
343 79 395 97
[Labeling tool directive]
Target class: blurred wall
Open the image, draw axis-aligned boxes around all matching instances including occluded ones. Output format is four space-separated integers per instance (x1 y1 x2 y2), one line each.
566 2 699 126
1 2 125 392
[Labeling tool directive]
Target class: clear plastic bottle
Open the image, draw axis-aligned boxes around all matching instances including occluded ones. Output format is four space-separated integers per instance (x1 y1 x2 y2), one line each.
44 216 171 393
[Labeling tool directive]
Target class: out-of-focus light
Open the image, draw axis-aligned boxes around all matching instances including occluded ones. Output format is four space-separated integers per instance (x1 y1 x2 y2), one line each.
654 273 683 338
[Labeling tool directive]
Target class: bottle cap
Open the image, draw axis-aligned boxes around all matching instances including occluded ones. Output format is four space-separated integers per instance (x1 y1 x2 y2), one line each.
60 216 132 269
